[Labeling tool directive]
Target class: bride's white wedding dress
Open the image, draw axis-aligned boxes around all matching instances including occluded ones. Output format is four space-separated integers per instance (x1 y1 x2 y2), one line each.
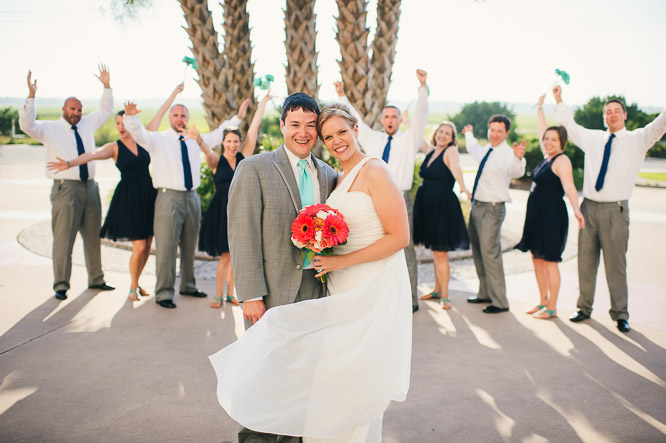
209 157 412 442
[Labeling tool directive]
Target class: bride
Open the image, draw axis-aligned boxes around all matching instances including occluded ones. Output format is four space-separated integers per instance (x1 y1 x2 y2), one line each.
209 104 412 442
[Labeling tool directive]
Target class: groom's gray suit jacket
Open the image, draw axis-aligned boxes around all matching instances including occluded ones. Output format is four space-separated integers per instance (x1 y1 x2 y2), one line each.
228 145 338 309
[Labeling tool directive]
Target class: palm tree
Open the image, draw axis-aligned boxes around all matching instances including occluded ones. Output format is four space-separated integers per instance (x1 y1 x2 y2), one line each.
336 0 401 129
178 0 230 129
116 1 403 134
284 0 319 99
368 0 401 127
221 0 256 132
179 0 255 135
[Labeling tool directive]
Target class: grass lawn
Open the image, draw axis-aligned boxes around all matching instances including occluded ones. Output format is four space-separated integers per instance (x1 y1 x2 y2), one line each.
638 172 666 182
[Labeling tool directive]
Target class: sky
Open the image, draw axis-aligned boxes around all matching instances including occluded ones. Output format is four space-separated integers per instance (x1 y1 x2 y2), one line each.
1 0 665 111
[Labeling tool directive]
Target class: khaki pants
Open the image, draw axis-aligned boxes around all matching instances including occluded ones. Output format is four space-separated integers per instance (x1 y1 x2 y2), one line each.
50 179 104 291
577 199 629 321
153 189 201 301
468 201 508 308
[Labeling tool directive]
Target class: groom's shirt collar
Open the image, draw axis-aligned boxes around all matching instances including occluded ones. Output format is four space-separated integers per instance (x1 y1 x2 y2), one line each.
284 146 314 171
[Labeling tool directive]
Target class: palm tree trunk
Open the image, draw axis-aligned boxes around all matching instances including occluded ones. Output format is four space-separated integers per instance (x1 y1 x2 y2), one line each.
335 0 371 123
178 0 232 129
285 0 319 99
368 0 401 128
222 0 256 138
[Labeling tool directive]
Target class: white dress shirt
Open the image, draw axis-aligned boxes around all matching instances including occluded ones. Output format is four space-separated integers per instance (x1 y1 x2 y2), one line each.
283 147 321 205
465 134 526 203
340 86 428 191
555 103 666 201
123 114 241 191
18 89 114 180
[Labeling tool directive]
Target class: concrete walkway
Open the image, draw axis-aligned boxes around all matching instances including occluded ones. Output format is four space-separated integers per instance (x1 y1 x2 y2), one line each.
1 145 665 442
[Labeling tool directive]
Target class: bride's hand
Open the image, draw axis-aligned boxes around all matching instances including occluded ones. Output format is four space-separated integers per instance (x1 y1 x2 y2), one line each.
313 255 346 278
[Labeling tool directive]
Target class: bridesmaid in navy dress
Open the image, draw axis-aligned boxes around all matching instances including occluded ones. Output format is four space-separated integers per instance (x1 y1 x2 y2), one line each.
191 92 272 308
414 121 472 310
515 94 584 319
48 84 184 301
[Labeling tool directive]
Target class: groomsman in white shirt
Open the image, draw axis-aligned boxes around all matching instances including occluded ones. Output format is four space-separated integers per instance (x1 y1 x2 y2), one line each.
123 100 247 309
463 116 526 313
554 85 666 332
18 66 116 300
334 69 429 312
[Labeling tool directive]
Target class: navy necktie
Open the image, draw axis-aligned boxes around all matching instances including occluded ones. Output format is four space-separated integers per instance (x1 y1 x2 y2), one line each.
381 135 393 163
179 135 193 190
71 125 88 181
471 147 493 202
595 133 615 192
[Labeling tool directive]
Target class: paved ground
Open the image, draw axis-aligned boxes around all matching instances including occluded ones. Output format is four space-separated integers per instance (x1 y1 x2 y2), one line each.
1 144 665 442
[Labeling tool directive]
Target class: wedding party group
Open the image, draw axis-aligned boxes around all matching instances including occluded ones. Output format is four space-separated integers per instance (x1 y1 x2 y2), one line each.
18 64 666 442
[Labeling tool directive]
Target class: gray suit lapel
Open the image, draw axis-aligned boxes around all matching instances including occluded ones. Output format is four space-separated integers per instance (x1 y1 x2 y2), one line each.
273 146 301 212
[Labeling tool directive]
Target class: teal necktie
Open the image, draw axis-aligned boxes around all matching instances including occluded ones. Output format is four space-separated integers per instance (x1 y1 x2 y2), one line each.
298 159 314 207
298 159 315 268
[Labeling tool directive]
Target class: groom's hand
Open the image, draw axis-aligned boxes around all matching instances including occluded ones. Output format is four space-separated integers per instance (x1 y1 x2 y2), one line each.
242 300 266 324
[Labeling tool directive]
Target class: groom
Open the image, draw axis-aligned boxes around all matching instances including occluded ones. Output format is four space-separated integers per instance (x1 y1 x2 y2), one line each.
228 92 337 442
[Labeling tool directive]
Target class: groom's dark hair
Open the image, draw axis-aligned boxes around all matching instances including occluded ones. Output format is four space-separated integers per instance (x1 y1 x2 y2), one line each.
281 93 320 121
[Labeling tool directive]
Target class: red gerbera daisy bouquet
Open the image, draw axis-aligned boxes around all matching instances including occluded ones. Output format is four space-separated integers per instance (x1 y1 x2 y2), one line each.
290 203 350 282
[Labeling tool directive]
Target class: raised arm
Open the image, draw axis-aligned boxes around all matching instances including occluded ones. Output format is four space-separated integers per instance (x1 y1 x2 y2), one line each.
86 64 114 129
537 94 548 157
18 70 43 141
637 108 666 154
183 123 219 171
444 147 472 200
419 138 434 154
122 102 157 151
510 140 527 178
313 161 409 279
553 85 592 152
462 125 485 162
201 100 245 148
46 142 117 173
410 69 429 151
334 81 384 157
146 83 183 131
240 92 272 158
552 155 584 229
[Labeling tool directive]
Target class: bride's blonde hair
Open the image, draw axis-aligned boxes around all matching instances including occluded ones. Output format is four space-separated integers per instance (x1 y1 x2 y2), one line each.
317 104 358 141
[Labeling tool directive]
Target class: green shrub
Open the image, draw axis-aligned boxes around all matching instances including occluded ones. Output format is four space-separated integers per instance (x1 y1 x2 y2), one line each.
448 101 519 151
649 141 666 159
94 118 117 146
0 107 21 136
197 162 215 216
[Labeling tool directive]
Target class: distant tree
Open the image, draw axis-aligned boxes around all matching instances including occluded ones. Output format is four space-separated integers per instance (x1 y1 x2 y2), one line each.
0 107 20 136
573 95 666 158
448 101 518 144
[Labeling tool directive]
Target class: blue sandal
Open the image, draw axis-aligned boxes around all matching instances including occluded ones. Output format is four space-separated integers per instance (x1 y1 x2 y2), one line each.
526 305 546 314
420 291 442 300
533 309 557 319
128 288 140 301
